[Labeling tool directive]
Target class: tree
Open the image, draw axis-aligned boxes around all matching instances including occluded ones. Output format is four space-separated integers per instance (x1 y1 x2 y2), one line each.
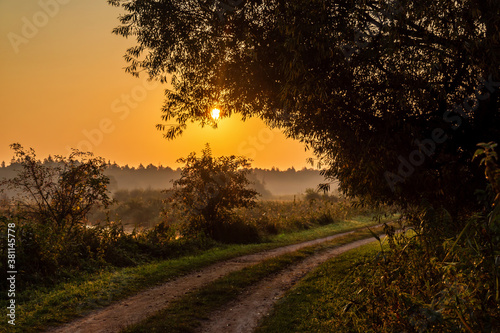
109 0 500 218
0 143 111 236
167 144 258 238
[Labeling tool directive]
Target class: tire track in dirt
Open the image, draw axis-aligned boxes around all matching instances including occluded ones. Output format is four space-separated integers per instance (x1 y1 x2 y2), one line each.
46 228 372 333
197 237 378 333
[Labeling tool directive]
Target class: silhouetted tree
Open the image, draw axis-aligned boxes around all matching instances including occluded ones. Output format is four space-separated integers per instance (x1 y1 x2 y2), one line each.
167 144 258 238
109 0 500 217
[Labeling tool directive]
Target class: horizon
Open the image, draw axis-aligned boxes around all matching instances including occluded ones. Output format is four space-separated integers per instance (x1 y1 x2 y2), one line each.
0 156 319 172
0 1 314 170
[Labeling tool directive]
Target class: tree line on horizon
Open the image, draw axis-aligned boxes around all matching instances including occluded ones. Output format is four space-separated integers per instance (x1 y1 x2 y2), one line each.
0 154 326 196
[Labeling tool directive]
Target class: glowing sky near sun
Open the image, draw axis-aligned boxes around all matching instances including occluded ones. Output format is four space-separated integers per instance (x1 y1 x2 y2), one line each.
0 0 314 169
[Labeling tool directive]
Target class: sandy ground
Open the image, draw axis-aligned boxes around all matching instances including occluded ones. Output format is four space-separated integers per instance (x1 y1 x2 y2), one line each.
197 237 377 333
45 229 375 333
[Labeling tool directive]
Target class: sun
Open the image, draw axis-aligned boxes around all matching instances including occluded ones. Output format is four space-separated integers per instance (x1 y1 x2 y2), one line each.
211 108 221 120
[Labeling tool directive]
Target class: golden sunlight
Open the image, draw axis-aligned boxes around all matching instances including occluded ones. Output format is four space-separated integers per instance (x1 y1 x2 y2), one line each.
211 108 221 120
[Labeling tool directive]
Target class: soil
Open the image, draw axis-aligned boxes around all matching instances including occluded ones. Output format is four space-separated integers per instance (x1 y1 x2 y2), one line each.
45 229 375 333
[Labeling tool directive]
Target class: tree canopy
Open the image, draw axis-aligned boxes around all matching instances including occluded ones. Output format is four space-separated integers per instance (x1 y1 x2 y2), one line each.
109 0 500 216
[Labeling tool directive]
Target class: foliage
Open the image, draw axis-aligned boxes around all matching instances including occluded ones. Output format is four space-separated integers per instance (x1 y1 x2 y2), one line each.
304 187 339 203
1 217 384 333
259 225 499 332
1 143 110 235
0 147 381 290
474 141 500 223
259 142 500 332
304 188 322 202
166 144 259 241
337 143 500 331
0 145 160 289
331 217 499 332
109 0 500 217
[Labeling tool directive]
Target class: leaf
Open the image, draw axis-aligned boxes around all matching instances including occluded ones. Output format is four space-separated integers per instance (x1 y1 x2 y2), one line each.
368 227 380 242
473 148 484 159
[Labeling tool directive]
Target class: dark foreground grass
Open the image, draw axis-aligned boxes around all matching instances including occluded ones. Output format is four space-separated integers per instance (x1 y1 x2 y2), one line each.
2 216 391 332
255 242 382 333
122 227 385 333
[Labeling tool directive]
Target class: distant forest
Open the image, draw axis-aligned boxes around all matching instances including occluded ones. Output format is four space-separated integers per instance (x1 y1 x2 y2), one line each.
0 158 330 198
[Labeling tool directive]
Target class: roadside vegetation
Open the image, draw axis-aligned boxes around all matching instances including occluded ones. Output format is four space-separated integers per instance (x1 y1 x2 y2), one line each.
256 241 383 333
258 142 500 332
0 144 392 332
3 142 497 332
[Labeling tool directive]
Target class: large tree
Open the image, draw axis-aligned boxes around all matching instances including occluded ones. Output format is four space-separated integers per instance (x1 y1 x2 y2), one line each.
109 0 500 218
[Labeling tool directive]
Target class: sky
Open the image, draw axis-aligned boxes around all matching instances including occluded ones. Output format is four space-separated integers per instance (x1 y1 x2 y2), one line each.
0 0 314 169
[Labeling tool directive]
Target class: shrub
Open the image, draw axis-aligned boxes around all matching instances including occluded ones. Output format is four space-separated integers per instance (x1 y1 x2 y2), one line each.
1 143 110 236
0 145 118 288
166 144 259 240
211 214 260 244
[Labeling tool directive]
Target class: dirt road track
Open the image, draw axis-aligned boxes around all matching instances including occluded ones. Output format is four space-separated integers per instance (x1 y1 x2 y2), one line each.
197 237 376 333
46 229 375 333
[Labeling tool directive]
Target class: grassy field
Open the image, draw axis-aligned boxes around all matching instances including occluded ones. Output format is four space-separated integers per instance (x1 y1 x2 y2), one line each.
2 214 394 332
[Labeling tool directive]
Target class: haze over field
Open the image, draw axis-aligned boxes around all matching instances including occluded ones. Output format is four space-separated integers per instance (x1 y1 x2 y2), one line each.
0 161 329 198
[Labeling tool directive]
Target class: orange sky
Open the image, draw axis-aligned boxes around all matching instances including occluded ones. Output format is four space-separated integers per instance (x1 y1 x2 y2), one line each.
0 0 314 169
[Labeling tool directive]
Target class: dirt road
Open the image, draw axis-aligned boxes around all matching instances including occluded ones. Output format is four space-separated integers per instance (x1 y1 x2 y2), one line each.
198 237 376 333
46 229 376 333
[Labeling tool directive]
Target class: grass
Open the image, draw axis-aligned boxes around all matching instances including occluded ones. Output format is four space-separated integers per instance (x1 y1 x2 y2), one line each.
122 225 387 333
3 215 393 332
255 241 383 333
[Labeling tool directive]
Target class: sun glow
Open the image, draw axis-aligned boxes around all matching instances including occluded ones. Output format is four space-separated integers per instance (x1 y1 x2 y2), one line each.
211 108 221 120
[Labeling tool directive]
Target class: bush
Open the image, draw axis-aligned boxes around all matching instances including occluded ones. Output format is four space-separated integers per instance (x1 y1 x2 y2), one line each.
167 144 259 240
0 146 149 289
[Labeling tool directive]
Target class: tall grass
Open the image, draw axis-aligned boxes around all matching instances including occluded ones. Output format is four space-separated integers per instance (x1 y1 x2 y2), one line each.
234 197 385 236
